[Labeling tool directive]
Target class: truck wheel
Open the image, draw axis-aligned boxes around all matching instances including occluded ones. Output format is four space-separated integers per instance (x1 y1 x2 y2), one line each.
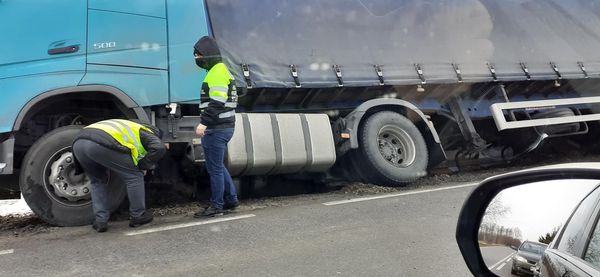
19 126 126 226
355 111 428 185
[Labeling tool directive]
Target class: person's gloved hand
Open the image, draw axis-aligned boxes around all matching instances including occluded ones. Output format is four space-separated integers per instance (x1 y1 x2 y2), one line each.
138 158 156 171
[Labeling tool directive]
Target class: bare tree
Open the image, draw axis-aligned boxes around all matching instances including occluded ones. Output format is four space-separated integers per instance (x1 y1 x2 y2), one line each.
478 223 523 248
482 195 511 223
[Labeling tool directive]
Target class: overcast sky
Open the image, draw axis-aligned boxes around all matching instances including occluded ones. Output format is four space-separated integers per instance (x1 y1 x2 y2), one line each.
486 179 599 242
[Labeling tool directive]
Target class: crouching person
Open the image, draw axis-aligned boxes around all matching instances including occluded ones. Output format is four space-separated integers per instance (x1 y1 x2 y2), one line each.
72 119 166 232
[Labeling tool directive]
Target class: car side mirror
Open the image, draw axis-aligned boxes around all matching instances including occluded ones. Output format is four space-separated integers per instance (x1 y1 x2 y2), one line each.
455 163 600 276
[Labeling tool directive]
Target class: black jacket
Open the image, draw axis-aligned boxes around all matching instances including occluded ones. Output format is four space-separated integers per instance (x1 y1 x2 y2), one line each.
194 36 236 129
73 127 166 170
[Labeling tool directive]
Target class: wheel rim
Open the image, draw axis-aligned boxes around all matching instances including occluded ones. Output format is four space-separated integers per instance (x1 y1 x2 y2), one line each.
377 125 417 168
43 147 94 206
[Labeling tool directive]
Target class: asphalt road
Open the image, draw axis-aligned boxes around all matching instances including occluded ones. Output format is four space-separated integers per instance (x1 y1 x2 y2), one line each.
481 246 519 276
0 183 477 277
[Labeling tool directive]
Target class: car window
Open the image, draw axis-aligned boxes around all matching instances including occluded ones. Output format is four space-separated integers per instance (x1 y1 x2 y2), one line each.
520 242 546 255
556 187 600 256
584 212 600 268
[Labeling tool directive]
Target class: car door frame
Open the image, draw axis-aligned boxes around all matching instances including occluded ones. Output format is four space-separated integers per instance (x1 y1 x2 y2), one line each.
541 185 600 276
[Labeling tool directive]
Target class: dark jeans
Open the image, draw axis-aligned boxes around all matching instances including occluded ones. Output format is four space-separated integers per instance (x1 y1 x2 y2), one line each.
202 128 238 209
73 139 146 223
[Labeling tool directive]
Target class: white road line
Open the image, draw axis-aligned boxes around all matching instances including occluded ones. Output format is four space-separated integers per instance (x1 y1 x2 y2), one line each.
322 183 478 206
488 253 514 270
124 214 256 236
506 257 512 262
496 262 506 270
0 249 14 255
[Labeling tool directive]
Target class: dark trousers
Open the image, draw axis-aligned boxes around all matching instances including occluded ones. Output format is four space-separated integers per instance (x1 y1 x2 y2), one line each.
72 139 145 223
202 128 238 209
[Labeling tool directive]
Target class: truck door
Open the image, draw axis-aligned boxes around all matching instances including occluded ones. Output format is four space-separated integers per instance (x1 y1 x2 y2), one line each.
166 0 210 103
0 0 87 79
82 0 169 106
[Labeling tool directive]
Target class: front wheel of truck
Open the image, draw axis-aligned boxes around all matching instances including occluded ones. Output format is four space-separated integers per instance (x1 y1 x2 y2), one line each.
354 111 429 185
19 125 126 226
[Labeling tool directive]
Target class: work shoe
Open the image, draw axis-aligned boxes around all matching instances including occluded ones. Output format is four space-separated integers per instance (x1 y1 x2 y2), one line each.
223 202 239 211
194 206 224 218
92 221 108 233
129 212 154 227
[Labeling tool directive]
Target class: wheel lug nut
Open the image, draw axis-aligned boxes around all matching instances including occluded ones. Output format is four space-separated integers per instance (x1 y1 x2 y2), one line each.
71 190 77 196
66 157 72 163
59 166 64 171
83 188 89 194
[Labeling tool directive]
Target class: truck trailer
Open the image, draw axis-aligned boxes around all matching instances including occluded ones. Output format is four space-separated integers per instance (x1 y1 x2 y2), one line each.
2 0 600 226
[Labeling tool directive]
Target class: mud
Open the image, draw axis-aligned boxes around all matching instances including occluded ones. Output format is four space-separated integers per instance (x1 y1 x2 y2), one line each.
0 215 57 237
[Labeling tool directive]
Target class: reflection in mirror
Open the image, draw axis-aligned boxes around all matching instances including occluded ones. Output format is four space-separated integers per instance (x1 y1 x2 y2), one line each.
478 179 600 277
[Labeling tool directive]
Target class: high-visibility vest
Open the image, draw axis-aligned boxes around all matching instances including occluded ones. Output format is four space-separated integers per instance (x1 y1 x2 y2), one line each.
85 119 151 165
200 62 238 119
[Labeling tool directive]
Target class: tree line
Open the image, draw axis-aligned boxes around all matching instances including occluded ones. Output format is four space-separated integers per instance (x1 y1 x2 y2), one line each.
479 222 523 248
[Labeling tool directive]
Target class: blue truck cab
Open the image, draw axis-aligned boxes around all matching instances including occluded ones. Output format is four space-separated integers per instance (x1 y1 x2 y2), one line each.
0 0 207 173
0 0 214 225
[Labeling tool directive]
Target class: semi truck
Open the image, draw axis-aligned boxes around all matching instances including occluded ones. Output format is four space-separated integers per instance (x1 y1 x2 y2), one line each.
2 0 600 226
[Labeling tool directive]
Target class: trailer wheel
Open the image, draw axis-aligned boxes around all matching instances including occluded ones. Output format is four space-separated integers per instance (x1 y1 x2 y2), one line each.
355 111 428 185
19 126 126 226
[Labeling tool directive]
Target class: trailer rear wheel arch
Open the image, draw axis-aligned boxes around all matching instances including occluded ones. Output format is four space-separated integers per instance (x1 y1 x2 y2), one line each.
344 99 446 168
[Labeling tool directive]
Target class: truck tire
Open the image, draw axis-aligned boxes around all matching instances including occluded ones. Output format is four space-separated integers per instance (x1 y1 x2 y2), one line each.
355 111 428 185
19 125 126 226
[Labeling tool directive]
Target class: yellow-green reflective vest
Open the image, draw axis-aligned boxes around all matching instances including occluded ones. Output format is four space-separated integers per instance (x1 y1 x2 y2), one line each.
85 119 151 165
200 62 238 112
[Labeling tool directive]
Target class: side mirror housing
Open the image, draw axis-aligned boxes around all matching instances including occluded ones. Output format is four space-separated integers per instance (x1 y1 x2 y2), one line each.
455 163 600 276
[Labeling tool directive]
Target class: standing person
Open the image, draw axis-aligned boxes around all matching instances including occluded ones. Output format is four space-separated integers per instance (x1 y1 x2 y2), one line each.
192 36 239 217
72 119 166 232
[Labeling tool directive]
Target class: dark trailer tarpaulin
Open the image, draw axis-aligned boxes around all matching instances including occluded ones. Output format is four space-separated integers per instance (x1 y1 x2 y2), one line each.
206 0 600 89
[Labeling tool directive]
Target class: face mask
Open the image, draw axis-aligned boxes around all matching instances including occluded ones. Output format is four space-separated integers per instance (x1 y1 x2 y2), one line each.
195 55 220 70
195 57 209 69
